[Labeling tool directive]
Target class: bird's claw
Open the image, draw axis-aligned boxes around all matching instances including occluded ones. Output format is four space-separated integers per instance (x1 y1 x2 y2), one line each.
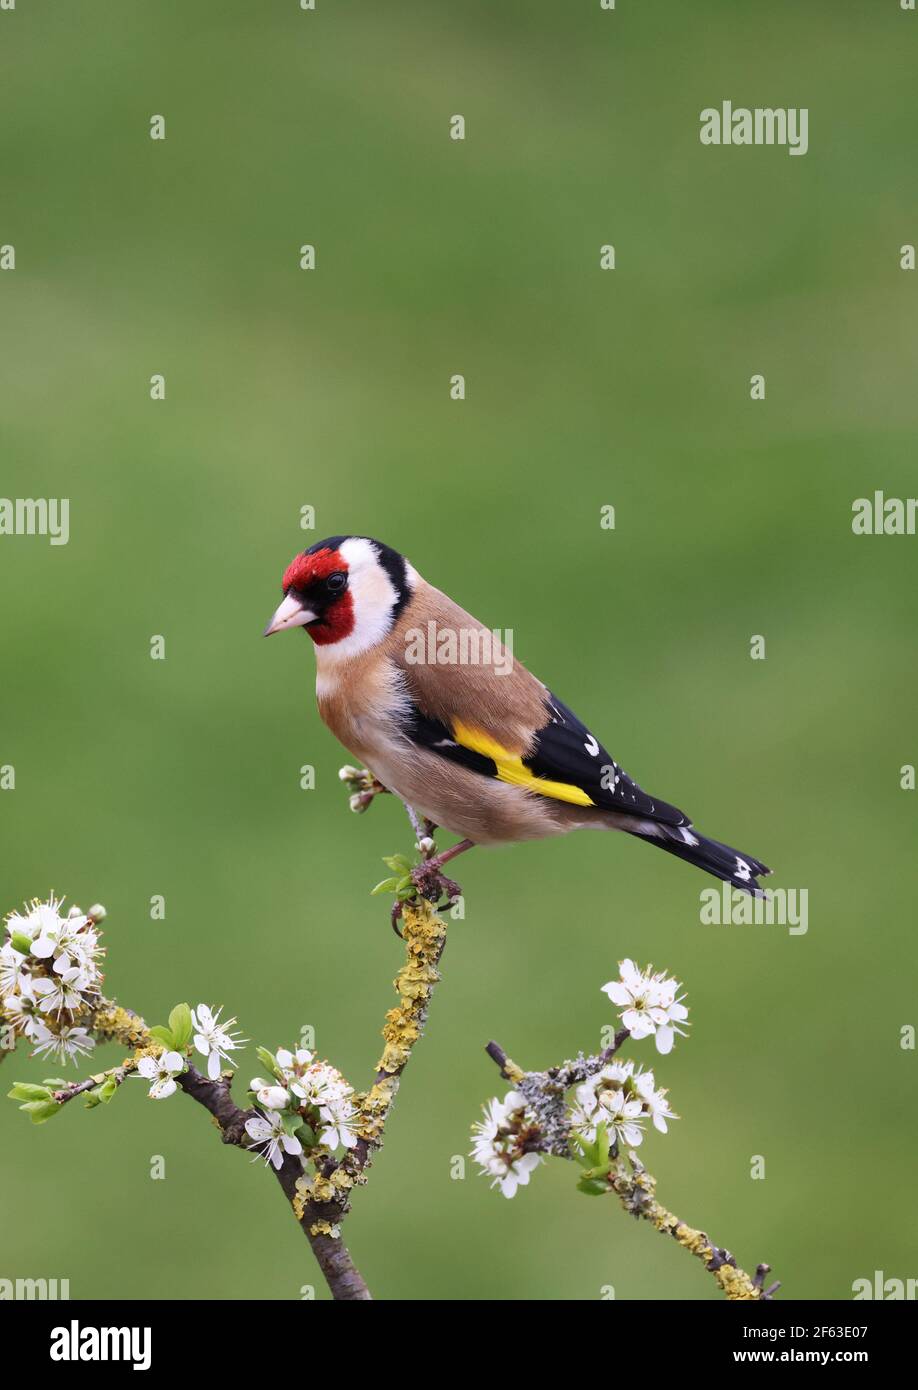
410 861 462 909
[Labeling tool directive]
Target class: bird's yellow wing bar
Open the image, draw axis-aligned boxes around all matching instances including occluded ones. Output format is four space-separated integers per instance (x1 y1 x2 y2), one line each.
452 720 594 807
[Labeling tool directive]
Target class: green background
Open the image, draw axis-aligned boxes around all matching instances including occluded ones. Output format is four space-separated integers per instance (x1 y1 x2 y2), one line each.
1 0 916 1301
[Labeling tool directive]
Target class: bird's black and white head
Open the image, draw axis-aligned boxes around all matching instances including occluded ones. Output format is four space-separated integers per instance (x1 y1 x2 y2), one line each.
263 536 415 659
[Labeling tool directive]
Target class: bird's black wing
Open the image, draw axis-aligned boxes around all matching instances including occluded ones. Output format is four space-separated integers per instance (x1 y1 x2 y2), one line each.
400 684 689 827
529 691 690 826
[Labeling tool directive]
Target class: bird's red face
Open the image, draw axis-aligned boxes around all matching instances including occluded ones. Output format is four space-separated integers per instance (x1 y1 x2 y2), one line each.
263 536 412 654
263 545 355 646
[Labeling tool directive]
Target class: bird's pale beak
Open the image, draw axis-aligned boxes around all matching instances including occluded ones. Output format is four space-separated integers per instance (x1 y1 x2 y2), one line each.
263 593 317 637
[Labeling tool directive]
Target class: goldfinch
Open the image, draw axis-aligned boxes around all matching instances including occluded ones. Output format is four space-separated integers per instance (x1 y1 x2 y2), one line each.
264 536 771 898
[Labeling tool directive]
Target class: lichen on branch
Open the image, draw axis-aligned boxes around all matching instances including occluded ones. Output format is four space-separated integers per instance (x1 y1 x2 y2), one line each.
475 957 780 1301
1 798 454 1303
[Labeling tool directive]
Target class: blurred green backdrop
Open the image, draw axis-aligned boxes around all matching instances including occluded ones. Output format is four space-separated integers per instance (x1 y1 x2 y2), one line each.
1 0 916 1301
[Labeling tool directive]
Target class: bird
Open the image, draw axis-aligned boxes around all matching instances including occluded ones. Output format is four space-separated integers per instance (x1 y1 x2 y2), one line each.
264 535 771 902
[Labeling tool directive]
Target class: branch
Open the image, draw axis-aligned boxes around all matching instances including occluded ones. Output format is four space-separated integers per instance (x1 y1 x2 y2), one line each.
485 1039 779 1300
611 1152 781 1300
83 895 448 1301
3 776 458 1302
290 897 447 1258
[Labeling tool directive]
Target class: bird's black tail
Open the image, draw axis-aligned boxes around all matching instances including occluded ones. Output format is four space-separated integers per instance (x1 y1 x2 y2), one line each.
627 824 772 897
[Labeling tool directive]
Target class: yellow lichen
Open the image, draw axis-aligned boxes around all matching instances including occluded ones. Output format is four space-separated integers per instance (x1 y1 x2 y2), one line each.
373 901 445 1076
309 1220 340 1239
612 1166 763 1300
92 1003 152 1050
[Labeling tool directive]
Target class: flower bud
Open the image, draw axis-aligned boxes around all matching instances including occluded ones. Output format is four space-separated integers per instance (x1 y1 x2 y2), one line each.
257 1084 290 1111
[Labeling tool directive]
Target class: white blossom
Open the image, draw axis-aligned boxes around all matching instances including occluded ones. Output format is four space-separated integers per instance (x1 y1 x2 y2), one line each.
191 1003 245 1080
569 1059 678 1148
0 941 28 995
137 1051 185 1100
32 967 86 1017
318 1095 358 1150
31 1021 95 1064
571 1064 645 1148
1 973 40 1038
601 959 689 1054
245 1110 303 1170
2 897 105 1064
290 1060 350 1108
633 1068 678 1133
470 1092 542 1198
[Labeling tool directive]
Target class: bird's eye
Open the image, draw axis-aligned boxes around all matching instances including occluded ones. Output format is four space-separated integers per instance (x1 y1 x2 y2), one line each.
326 571 347 594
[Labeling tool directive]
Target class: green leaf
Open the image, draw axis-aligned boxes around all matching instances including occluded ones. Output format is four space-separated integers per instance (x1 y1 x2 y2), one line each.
370 877 399 896
383 854 412 874
9 931 32 955
395 874 414 891
594 1121 610 1168
576 1176 610 1196
8 1082 53 1102
569 1132 599 1168
168 1003 193 1051
294 1122 316 1147
281 1111 303 1136
98 1075 119 1103
84 1089 104 1109
41 1078 68 1088
396 886 417 901
148 1025 174 1048
21 1099 61 1124
255 1047 281 1078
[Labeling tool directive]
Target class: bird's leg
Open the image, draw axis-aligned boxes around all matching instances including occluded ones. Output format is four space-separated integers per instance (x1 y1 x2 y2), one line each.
410 838 475 906
403 803 437 856
390 805 442 936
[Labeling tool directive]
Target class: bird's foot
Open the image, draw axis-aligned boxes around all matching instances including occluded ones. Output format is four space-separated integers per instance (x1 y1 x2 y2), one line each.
410 857 462 909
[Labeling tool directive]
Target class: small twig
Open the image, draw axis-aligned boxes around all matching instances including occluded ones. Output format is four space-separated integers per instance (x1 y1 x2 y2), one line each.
613 1152 780 1300
485 1038 778 1300
51 1062 134 1106
339 765 389 814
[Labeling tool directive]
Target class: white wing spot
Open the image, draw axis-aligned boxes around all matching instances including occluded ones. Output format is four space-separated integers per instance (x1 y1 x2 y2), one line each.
735 857 752 882
584 734 600 757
